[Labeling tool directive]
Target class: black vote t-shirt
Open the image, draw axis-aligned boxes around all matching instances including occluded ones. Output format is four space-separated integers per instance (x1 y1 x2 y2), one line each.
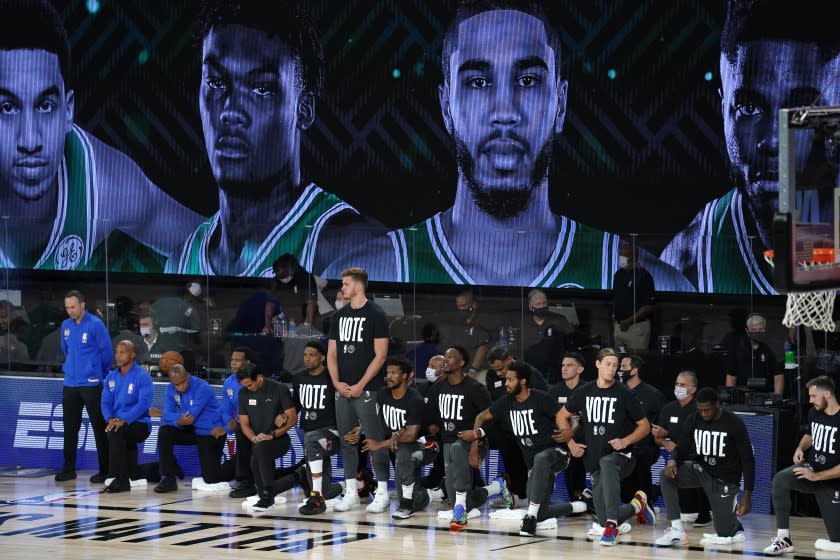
293 369 336 432
806 407 840 489
490 389 561 468
238 378 295 436
427 375 492 444
485 361 547 401
377 386 426 437
329 300 389 388
564 380 646 472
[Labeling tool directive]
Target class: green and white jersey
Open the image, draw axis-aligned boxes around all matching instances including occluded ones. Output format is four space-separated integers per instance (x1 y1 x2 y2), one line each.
386 213 620 288
173 183 355 277
685 189 775 295
0 125 100 271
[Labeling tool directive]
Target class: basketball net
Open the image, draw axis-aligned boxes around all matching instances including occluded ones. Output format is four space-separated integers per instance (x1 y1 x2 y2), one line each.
764 249 837 332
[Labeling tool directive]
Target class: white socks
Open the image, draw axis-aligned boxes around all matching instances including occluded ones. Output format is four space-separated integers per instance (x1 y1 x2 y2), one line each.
571 501 587 514
455 491 467 508
778 529 790 538
377 481 388 495
310 460 323 494
345 478 358 493
671 520 684 531
484 480 502 497
528 502 540 516
402 483 414 499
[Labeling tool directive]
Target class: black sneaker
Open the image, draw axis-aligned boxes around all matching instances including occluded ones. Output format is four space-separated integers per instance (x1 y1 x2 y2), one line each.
230 482 257 498
299 491 326 515
252 496 275 511
520 514 537 536
154 477 178 493
392 497 414 520
55 470 76 482
581 488 597 521
693 510 712 527
89 472 107 483
105 478 130 493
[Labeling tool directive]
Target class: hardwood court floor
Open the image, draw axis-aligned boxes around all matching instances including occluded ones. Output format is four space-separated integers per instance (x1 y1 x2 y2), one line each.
0 471 835 560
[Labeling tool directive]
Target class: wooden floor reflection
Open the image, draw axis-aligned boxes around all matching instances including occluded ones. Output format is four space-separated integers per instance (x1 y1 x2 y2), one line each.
0 471 836 560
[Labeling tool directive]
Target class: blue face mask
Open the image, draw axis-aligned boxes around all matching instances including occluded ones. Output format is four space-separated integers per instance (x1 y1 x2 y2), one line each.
532 307 549 317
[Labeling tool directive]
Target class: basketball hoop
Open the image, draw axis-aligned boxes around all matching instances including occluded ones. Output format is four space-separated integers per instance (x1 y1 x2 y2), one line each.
764 249 837 332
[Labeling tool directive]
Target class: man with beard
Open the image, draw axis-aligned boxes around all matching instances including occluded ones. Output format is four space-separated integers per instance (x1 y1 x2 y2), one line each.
170 0 380 277
324 0 691 291
661 0 840 294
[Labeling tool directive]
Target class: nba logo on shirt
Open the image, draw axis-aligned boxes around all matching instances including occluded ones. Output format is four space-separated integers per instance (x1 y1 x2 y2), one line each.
63 329 70 338
128 383 135 394
227 388 233 397
82 332 88 344
108 379 115 390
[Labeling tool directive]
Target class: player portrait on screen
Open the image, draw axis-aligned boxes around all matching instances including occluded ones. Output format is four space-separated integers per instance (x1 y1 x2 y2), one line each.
661 0 840 294
169 0 380 277
325 0 691 290
0 0 203 273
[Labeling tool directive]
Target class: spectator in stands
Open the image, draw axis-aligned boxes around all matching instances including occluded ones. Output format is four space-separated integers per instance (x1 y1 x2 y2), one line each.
612 240 655 351
138 312 177 361
442 289 491 372
265 253 319 328
522 289 572 383
725 313 784 394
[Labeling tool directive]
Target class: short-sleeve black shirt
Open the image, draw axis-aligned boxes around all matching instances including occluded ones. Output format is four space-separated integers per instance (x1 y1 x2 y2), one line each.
272 264 319 325
613 266 655 321
726 339 782 391
427 375 492 443
657 398 697 443
329 300 389 388
485 361 547 401
805 407 840 488
238 378 295 436
564 380 646 472
377 386 426 436
489 389 561 467
292 369 336 431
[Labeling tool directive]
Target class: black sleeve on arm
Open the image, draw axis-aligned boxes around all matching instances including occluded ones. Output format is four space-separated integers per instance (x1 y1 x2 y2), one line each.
474 382 492 412
673 413 697 464
531 365 548 390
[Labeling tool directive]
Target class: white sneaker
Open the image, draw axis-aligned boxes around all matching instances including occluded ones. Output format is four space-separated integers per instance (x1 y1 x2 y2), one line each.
192 480 231 492
241 495 260 509
489 508 526 520
701 532 745 545
192 476 207 490
333 492 361 512
588 522 632 536
763 536 794 555
656 527 688 547
437 508 480 519
536 518 558 530
815 539 840 552
427 487 446 503
104 477 147 488
366 490 390 513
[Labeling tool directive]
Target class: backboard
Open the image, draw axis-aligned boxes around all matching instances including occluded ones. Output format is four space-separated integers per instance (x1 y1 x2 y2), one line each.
772 106 840 292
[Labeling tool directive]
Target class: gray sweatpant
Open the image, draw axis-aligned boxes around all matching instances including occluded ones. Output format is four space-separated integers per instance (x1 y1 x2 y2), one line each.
302 427 343 499
443 440 489 510
661 460 740 538
394 441 438 511
772 464 840 542
335 392 390 482
590 452 637 525
527 447 573 522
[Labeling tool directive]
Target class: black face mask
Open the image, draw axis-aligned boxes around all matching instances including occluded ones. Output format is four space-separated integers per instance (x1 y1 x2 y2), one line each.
618 369 633 383
749 332 768 345
458 307 474 320
532 307 549 317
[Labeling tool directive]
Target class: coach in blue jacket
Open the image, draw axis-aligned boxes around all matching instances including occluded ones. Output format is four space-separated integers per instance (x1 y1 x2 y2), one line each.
56 290 114 483
155 364 232 493
101 340 152 493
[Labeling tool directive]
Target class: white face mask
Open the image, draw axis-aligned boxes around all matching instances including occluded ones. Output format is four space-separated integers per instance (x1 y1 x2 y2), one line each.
140 326 153 337
674 386 689 401
278 275 293 284
425 367 438 382
335 300 346 310
618 256 629 269
187 283 202 297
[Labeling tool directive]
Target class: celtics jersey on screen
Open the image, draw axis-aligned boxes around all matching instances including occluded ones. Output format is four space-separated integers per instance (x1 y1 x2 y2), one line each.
662 189 776 295
385 213 620 288
172 183 356 277
0 125 164 273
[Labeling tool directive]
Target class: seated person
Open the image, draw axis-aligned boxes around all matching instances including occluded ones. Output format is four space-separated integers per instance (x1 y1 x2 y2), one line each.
101 340 153 493
139 312 179 362
155 364 233 493
265 253 319 328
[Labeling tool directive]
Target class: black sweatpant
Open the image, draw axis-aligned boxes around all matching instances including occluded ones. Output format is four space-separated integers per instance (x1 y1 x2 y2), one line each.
485 422 528 499
106 421 150 484
62 385 108 474
661 461 741 538
251 436 291 497
772 464 840 542
234 425 253 482
158 425 233 483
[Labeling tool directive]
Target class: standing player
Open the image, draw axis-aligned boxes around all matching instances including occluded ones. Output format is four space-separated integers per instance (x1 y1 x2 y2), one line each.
221 347 257 498
558 348 654 546
0 0 202 273
296 341 344 515
764 376 840 555
427 345 511 531
464 360 587 536
237 363 297 511
172 0 379 277
100 341 153 493
655 387 754 546
56 290 112 483
327 267 391 513
363 356 444 519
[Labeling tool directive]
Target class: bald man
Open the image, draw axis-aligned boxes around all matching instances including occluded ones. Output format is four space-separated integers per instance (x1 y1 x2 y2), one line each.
101 341 153 493
414 354 445 398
